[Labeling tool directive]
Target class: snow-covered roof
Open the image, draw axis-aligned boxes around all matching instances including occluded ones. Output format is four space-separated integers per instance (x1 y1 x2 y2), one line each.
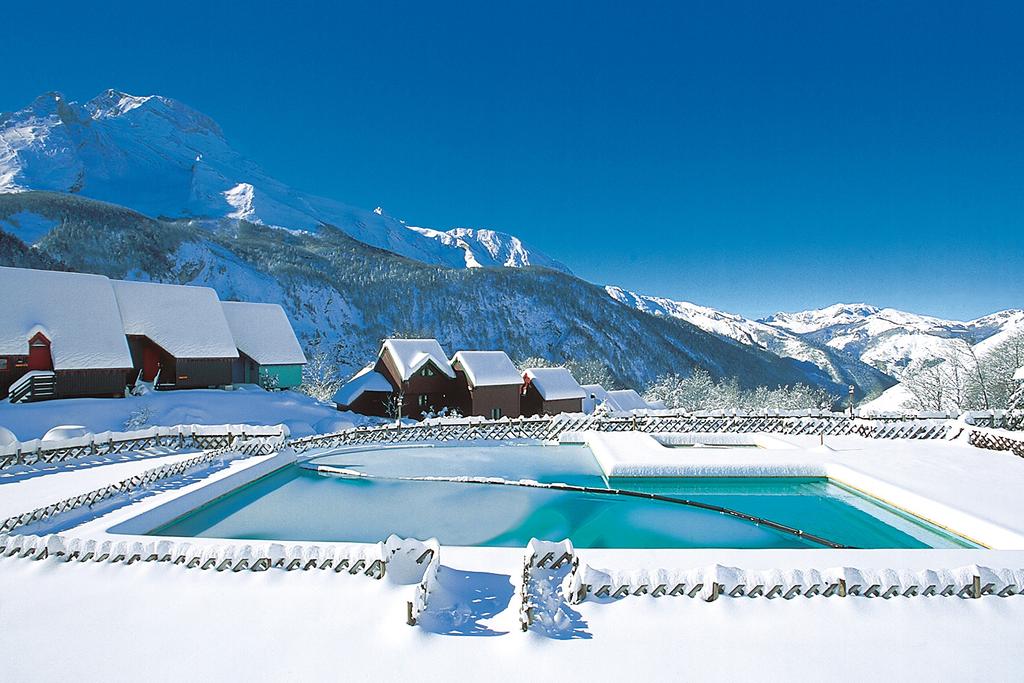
606 389 650 411
0 267 133 370
451 351 523 387
380 339 454 381
524 367 585 401
334 365 394 406
112 280 238 359
221 301 306 366
1015 367 1024 381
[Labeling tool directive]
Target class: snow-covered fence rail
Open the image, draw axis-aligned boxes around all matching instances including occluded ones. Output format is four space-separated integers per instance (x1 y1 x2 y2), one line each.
0 533 386 578
960 411 1011 429
520 539 579 634
289 412 952 453
967 428 1024 458
389 537 441 626
0 436 283 534
0 424 288 471
565 563 1024 603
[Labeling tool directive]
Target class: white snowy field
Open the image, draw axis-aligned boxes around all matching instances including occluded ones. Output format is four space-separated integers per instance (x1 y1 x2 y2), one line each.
0 385 362 441
4 427 1024 680
1 550 1022 681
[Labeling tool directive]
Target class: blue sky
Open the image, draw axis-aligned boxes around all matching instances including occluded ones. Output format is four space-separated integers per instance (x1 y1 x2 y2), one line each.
2 1 1021 320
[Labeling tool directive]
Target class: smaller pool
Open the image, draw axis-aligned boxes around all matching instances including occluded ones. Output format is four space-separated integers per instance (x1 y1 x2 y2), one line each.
147 445 975 549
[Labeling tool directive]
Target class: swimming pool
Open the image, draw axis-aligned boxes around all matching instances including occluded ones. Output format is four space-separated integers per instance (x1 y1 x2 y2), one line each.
147 444 974 549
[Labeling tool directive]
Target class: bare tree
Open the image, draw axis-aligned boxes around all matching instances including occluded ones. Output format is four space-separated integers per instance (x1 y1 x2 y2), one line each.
901 333 1023 412
297 348 343 403
901 361 949 410
384 388 406 423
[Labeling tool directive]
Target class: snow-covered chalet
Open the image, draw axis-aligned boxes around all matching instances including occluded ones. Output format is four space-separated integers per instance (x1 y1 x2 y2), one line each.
0 267 134 402
334 339 457 419
0 266 306 401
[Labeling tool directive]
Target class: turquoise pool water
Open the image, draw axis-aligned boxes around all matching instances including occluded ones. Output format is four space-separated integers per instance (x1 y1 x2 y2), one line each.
149 445 973 549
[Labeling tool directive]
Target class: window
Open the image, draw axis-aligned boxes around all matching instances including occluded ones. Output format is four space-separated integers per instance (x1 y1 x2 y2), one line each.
418 394 429 407
0 359 7 370
421 366 436 377
490 407 502 420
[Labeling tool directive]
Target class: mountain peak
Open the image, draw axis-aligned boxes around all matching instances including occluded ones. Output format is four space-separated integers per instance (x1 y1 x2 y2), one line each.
16 91 84 124
0 89 567 274
759 303 880 331
86 89 155 119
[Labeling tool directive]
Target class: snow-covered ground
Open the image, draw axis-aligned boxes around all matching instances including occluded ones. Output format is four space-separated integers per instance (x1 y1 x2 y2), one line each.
0 385 363 441
4 423 1024 680
861 383 917 411
2 553 1021 682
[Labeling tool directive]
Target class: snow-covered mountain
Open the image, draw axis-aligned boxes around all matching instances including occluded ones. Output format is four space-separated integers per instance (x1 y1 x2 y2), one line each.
6 88 998 402
0 191 842 395
762 304 1024 378
0 90 567 273
405 225 571 272
606 287 896 398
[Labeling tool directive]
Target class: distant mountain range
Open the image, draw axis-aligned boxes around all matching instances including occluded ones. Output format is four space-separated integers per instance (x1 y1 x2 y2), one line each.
607 289 1023 386
762 303 1024 377
1 89 1016 402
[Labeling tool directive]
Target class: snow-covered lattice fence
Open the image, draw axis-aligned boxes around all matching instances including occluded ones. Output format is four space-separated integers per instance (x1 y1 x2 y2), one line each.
0 424 288 470
968 428 1024 458
0 533 386 578
564 563 1024 603
520 539 579 635
289 412 952 453
386 536 441 626
0 436 284 534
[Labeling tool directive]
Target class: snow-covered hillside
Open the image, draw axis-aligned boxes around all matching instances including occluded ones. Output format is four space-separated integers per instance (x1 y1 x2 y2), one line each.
606 287 895 398
762 304 1024 378
0 90 566 273
0 191 841 395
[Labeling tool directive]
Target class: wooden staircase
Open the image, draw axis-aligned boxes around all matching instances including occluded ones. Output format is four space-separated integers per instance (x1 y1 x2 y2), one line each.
8 371 57 403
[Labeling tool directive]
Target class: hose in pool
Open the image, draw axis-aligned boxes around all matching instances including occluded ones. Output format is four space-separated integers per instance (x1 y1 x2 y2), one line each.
304 463 855 549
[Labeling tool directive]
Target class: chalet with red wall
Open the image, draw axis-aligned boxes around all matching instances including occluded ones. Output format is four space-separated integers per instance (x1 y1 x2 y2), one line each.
336 338 456 418
0 267 134 401
112 280 238 390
